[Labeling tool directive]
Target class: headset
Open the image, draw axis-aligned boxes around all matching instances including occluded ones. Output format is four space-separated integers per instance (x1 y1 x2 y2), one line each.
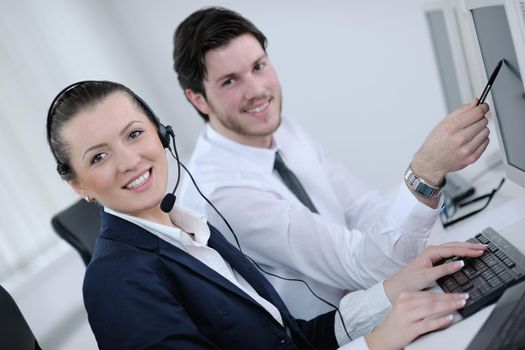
47 80 352 341
46 80 180 210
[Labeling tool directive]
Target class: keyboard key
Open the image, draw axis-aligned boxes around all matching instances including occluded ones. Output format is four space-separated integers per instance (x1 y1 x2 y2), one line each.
503 258 516 268
454 271 469 285
488 243 499 252
475 233 490 244
499 272 515 283
481 270 496 280
463 266 478 278
472 259 488 272
442 276 460 292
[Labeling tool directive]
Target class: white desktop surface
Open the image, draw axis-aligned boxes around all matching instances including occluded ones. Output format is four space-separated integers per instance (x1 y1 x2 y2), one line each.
407 169 525 350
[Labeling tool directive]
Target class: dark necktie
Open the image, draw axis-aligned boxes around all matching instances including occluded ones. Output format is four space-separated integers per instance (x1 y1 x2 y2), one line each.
273 152 319 213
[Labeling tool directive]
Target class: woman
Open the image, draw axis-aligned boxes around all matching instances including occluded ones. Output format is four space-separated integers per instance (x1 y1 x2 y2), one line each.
46 80 486 350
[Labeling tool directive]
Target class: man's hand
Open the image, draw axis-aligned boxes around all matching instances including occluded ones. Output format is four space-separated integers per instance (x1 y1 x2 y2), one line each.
411 99 490 186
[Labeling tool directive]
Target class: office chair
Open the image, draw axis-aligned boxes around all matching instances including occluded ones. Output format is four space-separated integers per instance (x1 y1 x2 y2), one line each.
0 284 42 350
51 199 101 265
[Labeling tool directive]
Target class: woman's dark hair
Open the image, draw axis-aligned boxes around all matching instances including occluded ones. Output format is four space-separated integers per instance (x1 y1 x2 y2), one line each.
46 80 157 181
173 7 267 121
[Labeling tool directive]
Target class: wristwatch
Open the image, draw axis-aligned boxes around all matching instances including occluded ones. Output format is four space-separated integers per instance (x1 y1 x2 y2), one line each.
404 166 446 199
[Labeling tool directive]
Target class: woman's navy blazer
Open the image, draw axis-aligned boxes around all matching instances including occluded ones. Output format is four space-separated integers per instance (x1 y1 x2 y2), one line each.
83 212 339 349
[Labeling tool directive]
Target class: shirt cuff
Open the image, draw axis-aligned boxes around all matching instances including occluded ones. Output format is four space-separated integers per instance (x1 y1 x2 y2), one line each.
386 182 442 234
334 281 391 346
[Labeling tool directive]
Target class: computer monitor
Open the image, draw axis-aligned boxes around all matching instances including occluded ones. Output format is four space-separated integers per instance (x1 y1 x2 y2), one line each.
424 1 475 112
463 0 525 188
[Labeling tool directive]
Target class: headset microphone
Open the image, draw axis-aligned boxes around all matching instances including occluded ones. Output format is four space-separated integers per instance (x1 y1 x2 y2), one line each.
161 193 176 213
161 129 181 213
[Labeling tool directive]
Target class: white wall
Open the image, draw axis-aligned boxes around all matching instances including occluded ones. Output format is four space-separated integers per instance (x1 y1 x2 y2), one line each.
104 0 448 191
0 0 447 348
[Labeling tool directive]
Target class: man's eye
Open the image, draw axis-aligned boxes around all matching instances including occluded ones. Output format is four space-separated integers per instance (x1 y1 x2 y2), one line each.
91 153 106 165
129 130 143 139
254 62 265 71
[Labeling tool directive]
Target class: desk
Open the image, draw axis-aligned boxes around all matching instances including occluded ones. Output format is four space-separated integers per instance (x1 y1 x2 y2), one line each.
408 168 525 350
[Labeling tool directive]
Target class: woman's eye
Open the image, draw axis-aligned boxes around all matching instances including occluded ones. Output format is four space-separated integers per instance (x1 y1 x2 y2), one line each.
222 78 234 87
91 153 106 165
129 130 143 139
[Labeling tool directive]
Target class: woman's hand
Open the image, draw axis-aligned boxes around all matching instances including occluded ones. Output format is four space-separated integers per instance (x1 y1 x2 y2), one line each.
383 242 487 304
365 291 469 350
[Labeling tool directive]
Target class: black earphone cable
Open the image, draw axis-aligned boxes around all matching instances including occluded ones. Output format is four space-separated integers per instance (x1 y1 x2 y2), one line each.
167 138 353 342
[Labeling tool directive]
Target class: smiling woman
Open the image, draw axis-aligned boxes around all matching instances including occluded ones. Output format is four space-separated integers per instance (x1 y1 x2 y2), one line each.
47 81 172 223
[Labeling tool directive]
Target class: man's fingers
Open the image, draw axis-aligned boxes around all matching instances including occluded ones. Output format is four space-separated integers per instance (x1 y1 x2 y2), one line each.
470 138 491 164
466 130 490 162
448 99 478 118
461 116 489 142
450 102 490 129
452 122 490 165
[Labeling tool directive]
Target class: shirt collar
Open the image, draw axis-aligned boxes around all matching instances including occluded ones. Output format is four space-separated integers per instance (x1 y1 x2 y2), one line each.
205 123 279 174
104 204 210 246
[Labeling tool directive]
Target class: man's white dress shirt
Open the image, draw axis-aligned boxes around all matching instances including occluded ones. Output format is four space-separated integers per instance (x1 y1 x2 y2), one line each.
180 117 440 320
104 205 388 349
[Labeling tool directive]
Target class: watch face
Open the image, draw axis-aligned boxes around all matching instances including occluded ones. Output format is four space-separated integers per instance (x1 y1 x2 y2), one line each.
406 167 442 199
416 184 435 198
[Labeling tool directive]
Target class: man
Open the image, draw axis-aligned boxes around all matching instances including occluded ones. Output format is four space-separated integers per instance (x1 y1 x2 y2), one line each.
172 7 490 321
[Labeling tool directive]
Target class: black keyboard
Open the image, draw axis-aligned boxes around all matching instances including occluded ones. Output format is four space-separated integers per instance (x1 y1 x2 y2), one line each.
437 227 525 317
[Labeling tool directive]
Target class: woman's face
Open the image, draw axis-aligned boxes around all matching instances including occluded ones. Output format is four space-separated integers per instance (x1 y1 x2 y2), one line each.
63 92 168 221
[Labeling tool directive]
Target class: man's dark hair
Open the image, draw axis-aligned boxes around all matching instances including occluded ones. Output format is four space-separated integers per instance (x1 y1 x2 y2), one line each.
173 7 267 121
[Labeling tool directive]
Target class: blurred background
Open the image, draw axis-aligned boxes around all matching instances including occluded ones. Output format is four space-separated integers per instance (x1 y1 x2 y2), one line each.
0 0 451 348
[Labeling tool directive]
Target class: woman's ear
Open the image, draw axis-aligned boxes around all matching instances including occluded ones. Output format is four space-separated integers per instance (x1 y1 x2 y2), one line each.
68 179 90 200
185 89 211 116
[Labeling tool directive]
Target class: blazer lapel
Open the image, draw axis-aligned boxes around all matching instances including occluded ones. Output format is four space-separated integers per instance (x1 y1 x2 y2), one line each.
206 225 294 320
101 213 273 310
158 238 265 304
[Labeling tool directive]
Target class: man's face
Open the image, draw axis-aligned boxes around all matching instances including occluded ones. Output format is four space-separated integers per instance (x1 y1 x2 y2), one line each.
189 33 282 148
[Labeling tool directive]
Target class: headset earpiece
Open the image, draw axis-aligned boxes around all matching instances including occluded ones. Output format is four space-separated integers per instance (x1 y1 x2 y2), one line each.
56 163 69 176
158 123 173 149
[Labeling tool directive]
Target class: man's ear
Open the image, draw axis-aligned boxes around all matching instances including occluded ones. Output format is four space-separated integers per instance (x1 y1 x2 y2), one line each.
185 89 211 116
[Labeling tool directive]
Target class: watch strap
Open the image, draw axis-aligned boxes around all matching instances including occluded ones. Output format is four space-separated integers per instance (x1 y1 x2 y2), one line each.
404 166 446 199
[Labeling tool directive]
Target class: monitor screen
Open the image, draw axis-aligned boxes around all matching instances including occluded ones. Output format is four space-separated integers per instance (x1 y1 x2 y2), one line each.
471 5 525 180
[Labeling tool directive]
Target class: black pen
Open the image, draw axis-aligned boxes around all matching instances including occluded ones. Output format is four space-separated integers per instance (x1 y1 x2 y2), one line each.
477 59 503 106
